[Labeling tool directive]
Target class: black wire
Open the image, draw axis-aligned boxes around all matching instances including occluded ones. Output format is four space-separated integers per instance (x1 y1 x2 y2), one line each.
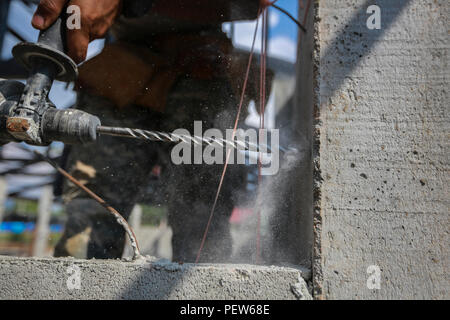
271 4 307 33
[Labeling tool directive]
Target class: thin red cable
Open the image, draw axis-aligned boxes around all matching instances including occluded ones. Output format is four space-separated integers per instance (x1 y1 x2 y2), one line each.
256 7 270 265
195 7 262 264
263 8 268 123
256 9 264 264
303 0 312 25
261 0 280 7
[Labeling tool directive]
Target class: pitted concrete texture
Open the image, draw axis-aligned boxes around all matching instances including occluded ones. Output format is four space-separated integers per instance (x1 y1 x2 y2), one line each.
0 256 311 300
314 0 449 299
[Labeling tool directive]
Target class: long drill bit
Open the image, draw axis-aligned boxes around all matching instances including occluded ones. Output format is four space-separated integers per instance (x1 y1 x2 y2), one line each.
96 126 286 154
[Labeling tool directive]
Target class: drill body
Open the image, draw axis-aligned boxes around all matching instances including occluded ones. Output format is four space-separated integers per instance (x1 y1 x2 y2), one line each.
0 15 100 146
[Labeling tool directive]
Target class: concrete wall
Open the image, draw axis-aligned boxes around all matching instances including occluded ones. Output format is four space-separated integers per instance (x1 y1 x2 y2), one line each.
0 256 311 300
313 0 449 299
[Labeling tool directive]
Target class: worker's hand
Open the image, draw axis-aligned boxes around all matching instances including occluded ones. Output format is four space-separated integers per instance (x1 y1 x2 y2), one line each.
31 0 123 64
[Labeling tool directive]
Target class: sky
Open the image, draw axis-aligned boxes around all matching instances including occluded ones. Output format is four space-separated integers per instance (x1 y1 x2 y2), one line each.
1 0 300 199
226 0 299 62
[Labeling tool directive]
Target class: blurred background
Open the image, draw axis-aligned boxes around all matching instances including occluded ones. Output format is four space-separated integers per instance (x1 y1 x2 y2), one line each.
0 0 300 261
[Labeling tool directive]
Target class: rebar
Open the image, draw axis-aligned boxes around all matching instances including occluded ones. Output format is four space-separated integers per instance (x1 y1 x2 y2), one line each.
33 150 142 260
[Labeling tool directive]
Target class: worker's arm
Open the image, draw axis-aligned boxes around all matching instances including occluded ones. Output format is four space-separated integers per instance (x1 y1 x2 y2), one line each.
31 0 123 64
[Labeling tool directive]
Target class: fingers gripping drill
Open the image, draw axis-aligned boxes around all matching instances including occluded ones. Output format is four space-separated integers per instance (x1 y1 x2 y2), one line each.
0 14 100 146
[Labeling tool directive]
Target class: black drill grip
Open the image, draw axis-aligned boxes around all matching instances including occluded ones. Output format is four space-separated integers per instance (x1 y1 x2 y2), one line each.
38 16 66 53
42 108 101 145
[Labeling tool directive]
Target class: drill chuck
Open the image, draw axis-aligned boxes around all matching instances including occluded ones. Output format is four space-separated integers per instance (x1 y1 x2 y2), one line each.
41 108 101 145
2 12 86 146
1 79 100 145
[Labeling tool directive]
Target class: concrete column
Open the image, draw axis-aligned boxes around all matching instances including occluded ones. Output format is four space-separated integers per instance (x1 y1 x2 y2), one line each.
122 204 142 258
267 1 315 267
33 185 53 257
313 0 448 299
129 204 142 233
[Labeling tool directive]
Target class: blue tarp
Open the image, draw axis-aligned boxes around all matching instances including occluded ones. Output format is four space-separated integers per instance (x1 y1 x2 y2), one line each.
0 222 63 234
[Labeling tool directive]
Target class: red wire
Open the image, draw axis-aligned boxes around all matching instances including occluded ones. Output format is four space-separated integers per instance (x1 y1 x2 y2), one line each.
195 7 262 264
256 10 264 265
303 0 312 26
256 7 270 265
261 0 280 7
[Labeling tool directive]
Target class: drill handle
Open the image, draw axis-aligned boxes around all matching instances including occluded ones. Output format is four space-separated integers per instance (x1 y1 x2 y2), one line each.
38 15 66 54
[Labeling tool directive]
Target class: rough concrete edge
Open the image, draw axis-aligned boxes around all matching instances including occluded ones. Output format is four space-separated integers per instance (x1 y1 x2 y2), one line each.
311 0 324 300
0 254 311 274
0 255 312 300
290 275 312 300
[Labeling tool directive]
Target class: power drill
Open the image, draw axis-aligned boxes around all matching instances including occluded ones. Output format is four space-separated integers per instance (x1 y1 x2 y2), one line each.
0 12 278 154
0 14 100 146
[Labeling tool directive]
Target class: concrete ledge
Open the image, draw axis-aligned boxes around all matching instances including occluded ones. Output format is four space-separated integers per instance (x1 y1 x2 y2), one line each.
0 256 311 300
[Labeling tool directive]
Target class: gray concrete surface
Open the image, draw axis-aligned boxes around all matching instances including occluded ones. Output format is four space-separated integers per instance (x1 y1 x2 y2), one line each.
0 255 311 300
313 0 449 299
